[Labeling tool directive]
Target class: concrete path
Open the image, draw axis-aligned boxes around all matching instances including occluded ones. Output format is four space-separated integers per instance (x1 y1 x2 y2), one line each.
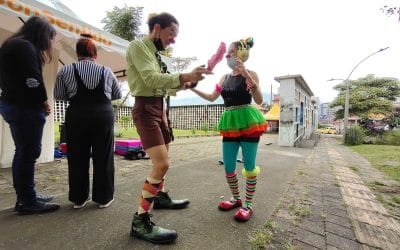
266 136 400 249
0 135 399 249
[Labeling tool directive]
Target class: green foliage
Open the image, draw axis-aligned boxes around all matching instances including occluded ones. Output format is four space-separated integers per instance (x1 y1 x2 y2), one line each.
381 5 400 17
114 127 218 138
54 122 60 144
201 123 209 133
318 124 331 129
118 115 132 129
344 126 364 145
330 75 400 119
160 51 198 73
387 112 400 129
248 229 272 249
171 56 197 72
101 5 143 41
382 130 400 146
212 123 219 131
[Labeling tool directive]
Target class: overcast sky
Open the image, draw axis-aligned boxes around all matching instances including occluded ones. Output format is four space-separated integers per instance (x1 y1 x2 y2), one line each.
61 0 400 103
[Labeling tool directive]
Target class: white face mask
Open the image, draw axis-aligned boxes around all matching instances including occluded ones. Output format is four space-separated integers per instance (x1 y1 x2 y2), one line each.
227 57 236 70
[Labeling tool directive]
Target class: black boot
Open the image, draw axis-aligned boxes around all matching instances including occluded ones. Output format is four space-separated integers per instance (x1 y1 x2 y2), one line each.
130 212 177 244
153 191 190 209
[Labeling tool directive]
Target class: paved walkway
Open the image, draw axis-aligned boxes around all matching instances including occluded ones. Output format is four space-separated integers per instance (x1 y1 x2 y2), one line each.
265 136 400 249
0 135 399 249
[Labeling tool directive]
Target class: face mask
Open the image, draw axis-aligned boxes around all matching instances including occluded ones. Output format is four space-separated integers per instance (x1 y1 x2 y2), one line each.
227 57 236 70
154 38 164 51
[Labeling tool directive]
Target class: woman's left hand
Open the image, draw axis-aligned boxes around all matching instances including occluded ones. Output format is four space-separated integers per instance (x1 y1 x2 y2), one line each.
43 101 51 116
235 59 256 91
246 80 256 91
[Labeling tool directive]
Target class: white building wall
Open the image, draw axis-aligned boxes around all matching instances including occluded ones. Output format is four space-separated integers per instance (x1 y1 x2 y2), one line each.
278 79 296 146
276 75 316 147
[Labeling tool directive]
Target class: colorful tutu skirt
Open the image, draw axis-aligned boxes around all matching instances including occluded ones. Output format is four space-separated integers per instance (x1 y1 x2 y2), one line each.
218 104 268 137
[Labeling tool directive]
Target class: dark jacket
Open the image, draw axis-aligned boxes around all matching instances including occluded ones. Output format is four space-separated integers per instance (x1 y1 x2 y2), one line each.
0 38 47 108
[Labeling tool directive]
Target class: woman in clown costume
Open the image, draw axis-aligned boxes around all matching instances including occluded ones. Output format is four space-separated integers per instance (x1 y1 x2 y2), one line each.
190 37 267 221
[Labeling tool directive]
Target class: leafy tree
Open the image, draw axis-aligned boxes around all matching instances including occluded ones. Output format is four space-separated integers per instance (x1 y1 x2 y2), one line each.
171 56 198 72
330 75 400 119
381 4 400 19
160 48 197 72
101 5 143 41
387 111 400 129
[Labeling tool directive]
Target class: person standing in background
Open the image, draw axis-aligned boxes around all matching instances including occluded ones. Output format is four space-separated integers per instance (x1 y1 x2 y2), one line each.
0 16 60 215
54 34 121 209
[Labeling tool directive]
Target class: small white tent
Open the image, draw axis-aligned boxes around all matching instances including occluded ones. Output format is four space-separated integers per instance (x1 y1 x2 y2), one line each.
0 0 129 168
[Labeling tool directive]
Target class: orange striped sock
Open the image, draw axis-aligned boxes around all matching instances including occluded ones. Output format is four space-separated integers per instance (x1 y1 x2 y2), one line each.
138 177 162 214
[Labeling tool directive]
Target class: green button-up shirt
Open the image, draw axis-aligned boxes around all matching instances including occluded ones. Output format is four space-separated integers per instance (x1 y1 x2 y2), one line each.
126 36 180 97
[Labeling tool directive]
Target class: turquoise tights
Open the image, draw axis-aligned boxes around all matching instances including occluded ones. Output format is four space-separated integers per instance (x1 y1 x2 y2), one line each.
222 141 259 174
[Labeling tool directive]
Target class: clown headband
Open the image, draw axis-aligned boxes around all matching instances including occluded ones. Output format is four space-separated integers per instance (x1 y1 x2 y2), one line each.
236 37 254 62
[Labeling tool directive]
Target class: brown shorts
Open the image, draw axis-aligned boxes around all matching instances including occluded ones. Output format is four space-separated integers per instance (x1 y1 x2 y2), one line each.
132 96 172 150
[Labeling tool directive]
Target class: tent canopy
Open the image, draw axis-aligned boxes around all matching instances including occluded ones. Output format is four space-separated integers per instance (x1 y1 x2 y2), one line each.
264 101 280 121
0 0 129 78
0 0 130 168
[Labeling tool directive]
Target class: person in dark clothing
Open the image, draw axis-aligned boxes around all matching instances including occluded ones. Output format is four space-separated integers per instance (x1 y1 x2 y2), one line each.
191 38 267 222
54 34 121 209
0 16 60 215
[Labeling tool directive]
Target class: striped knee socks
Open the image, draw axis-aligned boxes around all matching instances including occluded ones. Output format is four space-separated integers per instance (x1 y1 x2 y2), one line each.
138 177 162 214
226 173 240 201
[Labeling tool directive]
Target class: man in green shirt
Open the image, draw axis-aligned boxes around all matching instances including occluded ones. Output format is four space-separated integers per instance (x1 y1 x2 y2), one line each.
126 12 211 244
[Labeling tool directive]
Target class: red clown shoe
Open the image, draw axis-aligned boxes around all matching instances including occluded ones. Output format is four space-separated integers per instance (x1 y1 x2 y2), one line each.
234 207 253 222
218 199 242 211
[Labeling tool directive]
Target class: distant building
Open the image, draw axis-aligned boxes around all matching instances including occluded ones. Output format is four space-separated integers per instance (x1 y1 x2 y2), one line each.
275 75 318 147
319 102 339 125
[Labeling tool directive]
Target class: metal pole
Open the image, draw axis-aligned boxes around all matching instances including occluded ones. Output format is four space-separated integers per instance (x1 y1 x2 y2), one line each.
342 47 389 134
343 79 349 132
270 84 273 104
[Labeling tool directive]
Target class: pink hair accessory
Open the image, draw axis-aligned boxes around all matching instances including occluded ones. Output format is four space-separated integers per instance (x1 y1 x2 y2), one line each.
207 42 227 71
215 84 222 93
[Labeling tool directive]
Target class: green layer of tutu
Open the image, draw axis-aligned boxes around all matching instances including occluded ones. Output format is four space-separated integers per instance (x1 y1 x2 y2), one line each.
218 105 266 131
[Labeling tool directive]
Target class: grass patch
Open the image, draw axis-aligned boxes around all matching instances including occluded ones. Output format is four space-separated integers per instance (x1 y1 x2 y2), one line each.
296 170 306 176
289 203 311 219
367 180 400 219
264 219 281 233
349 166 359 172
349 144 400 182
372 181 385 186
392 196 400 205
248 229 272 249
54 122 219 144
115 127 219 139
283 242 300 250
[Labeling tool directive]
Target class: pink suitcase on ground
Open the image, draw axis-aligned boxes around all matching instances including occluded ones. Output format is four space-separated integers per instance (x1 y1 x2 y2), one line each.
114 139 143 155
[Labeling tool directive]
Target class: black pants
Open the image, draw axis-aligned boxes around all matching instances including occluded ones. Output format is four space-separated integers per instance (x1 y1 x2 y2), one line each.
65 104 115 204
0 100 45 204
